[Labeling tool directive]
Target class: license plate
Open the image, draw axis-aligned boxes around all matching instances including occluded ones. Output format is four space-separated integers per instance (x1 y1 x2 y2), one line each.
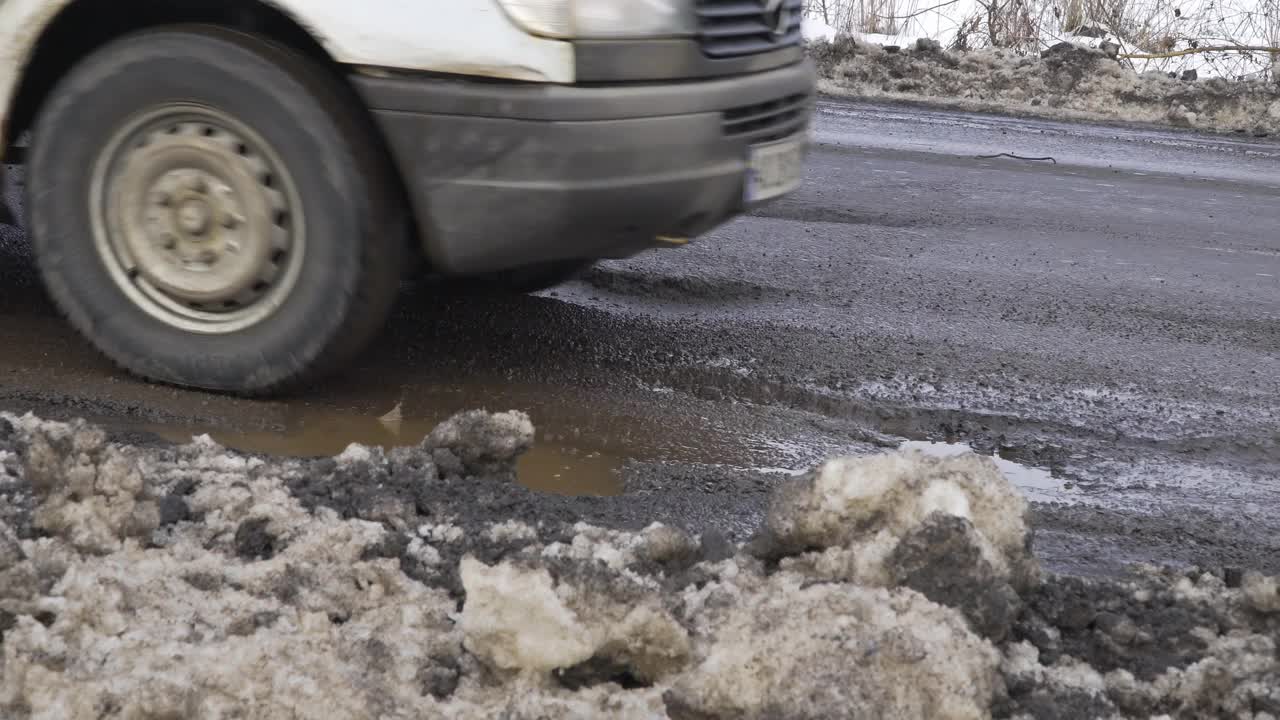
744 136 804 203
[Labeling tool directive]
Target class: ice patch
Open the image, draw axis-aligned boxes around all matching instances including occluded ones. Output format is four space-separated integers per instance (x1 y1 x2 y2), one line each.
900 440 1075 503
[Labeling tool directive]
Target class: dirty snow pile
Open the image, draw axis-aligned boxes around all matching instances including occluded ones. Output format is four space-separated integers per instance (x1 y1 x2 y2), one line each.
2 412 1280 719
810 37 1280 135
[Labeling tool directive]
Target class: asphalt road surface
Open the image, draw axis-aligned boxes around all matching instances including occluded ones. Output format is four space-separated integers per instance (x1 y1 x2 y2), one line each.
1 97 1277 576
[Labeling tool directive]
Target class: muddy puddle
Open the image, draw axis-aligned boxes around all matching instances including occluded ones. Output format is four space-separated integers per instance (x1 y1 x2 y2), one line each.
140 405 1076 504
900 440 1079 503
146 406 627 497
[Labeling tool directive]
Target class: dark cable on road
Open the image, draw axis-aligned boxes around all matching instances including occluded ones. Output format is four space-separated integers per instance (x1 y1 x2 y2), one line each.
976 152 1058 163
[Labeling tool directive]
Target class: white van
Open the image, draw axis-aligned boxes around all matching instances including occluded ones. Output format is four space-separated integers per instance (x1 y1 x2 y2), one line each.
0 0 814 394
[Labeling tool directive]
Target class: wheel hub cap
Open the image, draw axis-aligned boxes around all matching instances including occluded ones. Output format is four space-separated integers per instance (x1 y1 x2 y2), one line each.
91 105 304 334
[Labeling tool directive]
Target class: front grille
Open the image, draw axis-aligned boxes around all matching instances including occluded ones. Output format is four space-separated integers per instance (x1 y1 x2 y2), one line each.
696 0 805 58
723 93 810 140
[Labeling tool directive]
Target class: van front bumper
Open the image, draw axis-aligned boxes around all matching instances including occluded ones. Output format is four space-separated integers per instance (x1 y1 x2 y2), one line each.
352 60 815 276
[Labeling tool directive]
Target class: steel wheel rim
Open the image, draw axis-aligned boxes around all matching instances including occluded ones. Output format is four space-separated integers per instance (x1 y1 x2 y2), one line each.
90 103 306 334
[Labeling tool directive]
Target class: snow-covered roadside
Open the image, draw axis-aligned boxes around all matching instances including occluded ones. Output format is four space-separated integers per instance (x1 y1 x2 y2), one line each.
810 37 1280 135
802 0 1280 81
2 412 1279 719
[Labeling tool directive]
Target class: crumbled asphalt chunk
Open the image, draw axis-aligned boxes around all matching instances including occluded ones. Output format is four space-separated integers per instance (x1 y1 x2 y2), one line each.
233 517 278 561
1022 567 1247 680
0 523 21 570
1002 688 1120 720
888 512 1021 642
359 530 410 562
156 493 191 526
557 656 648 691
416 655 462 700
2 411 1280 719
1224 566 1245 588
640 524 699 569
696 529 735 565
226 610 279 637
426 410 534 477
181 572 221 592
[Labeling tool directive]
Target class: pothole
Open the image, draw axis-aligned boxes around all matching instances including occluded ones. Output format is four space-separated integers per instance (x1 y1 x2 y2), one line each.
145 408 624 497
900 440 1080 503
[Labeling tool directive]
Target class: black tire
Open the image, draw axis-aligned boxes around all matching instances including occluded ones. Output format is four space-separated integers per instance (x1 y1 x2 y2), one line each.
26 25 404 395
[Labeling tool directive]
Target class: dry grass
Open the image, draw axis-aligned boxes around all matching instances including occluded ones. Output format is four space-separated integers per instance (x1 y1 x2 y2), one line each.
806 0 1280 80
812 38 1280 134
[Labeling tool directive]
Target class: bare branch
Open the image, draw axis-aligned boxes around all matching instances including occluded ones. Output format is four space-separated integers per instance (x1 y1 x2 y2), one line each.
888 0 962 21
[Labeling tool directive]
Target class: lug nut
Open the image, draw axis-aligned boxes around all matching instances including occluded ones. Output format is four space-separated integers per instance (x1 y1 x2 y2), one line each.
222 212 244 229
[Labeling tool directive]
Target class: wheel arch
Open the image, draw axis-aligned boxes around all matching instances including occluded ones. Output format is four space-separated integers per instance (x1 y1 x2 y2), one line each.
1 0 350 153
2 0 422 261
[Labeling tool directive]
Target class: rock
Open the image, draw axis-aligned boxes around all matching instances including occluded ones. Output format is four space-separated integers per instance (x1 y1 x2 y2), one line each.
1268 99 1280 121
1181 69 1198 81
1041 41 1075 59
1075 25 1107 38
884 45 901 54
1031 98 1043 106
1100 41 1121 59
915 37 942 53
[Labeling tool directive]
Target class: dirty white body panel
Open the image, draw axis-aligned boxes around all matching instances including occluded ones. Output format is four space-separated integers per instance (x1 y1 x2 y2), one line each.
0 0 575 155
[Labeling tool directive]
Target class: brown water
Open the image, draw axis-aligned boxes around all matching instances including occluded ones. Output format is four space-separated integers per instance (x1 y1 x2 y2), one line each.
147 404 625 496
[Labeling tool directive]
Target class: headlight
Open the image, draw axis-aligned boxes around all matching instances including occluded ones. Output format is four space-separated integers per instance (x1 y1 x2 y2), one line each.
497 0 696 39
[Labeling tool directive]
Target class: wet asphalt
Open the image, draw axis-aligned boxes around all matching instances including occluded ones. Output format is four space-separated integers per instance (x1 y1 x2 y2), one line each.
1 97 1277 575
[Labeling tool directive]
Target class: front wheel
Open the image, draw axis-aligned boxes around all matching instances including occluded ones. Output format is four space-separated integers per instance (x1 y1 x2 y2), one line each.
26 25 403 394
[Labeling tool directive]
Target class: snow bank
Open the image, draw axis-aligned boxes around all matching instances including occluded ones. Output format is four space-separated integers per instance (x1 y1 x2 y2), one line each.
812 38 1280 135
802 16 838 42
2 412 1279 718
813 0 1279 81
668 575 1001 719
